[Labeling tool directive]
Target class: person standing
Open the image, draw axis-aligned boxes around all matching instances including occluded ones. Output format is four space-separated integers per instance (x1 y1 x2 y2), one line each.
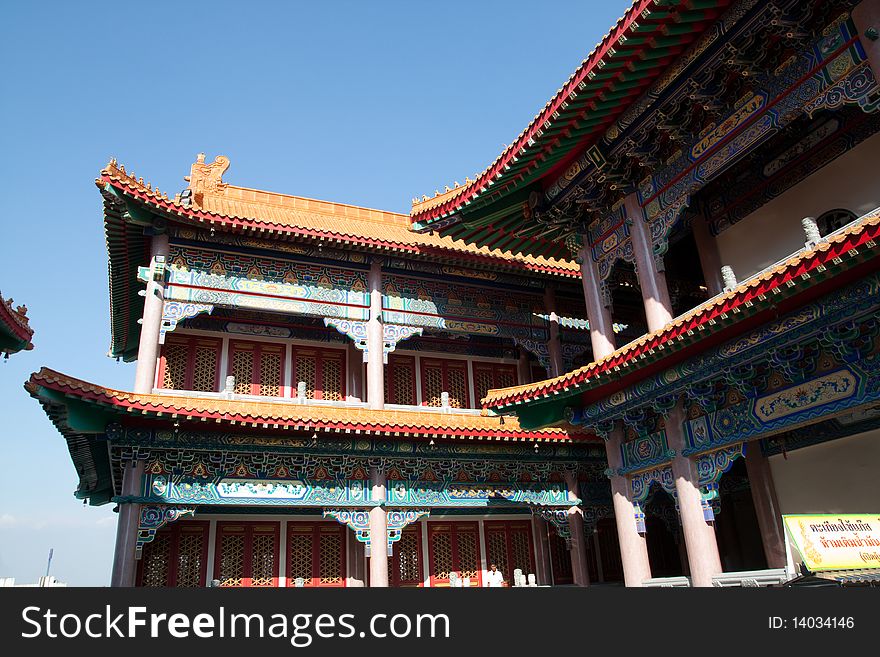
484 563 505 587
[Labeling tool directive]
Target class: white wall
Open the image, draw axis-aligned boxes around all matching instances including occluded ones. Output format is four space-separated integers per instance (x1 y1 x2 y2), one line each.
715 132 880 280
769 428 880 514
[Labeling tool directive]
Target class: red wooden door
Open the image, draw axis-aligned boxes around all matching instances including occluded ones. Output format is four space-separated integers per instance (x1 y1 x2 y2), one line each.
428 522 482 587
385 354 417 405
214 522 280 587
484 519 535 585
286 522 346 587
420 358 470 408
137 521 210 587
227 340 285 396
548 526 573 585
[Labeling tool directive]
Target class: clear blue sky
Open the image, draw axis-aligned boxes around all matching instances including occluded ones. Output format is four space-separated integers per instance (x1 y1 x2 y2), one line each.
0 0 631 585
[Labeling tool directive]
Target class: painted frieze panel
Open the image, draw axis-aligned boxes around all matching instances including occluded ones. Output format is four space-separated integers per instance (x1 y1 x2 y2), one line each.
382 273 546 340
385 480 573 508
142 475 373 507
162 245 369 321
681 368 865 455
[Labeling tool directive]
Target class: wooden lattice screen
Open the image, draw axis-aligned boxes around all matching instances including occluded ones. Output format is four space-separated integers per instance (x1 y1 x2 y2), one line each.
215 523 279 587
421 359 470 408
292 347 345 401
428 522 481 586
229 341 285 396
137 521 209 587
159 337 220 392
286 523 346 587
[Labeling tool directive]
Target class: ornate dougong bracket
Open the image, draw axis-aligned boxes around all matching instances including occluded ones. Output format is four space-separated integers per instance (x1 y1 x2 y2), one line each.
582 505 614 535
534 508 572 548
323 319 422 363
323 509 372 555
135 505 195 559
513 337 552 375
386 509 430 557
159 302 214 344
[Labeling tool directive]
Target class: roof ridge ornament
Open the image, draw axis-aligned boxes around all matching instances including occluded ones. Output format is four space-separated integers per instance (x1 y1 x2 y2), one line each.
184 152 230 208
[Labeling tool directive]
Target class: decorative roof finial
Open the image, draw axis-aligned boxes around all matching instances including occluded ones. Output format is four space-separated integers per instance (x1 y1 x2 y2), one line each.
183 153 230 208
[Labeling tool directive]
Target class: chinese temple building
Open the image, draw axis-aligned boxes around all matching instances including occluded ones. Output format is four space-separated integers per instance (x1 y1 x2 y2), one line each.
1 292 33 358
27 0 880 588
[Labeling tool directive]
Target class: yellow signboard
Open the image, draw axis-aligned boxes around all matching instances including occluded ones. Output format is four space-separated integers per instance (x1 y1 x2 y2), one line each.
783 514 880 571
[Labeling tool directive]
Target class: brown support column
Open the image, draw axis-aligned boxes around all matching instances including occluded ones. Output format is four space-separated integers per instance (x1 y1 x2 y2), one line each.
577 245 616 360
110 459 145 587
133 233 170 394
367 260 385 410
854 0 880 77
691 212 724 296
544 287 564 377
564 471 590 587
605 428 652 586
347 534 366 587
347 343 364 402
368 467 389 587
517 349 531 385
745 441 787 568
625 193 674 333
665 402 723 587
531 514 552 586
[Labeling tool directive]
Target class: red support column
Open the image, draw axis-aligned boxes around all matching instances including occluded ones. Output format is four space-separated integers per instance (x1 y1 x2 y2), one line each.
564 471 590 587
691 212 724 296
605 428 653 587
531 514 552 586
110 460 145 587
544 287 564 377
577 245 616 360
665 402 723 587
369 467 389 587
367 260 384 410
625 193 674 333
745 442 787 568
134 233 169 394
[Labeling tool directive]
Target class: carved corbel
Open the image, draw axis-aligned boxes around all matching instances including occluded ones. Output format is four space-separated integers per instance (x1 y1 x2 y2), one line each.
135 505 196 558
159 302 214 344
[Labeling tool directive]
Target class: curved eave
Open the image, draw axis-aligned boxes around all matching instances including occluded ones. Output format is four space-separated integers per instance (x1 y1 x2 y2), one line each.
484 210 880 413
0 298 34 354
410 0 731 232
27 368 597 444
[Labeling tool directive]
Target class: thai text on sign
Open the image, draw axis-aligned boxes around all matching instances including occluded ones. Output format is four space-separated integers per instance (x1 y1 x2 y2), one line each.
783 514 880 571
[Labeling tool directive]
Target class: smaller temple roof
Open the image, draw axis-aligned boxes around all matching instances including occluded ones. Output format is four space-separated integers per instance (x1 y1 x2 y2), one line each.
0 291 34 356
27 368 592 442
100 157 581 277
483 207 880 413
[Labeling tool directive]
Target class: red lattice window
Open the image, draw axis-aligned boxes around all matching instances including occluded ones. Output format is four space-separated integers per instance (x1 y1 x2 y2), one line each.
484 520 535 585
228 341 285 397
385 355 416 405
389 525 423 587
158 336 221 392
286 522 346 587
214 522 279 587
428 522 482 587
137 521 209 587
472 362 518 405
292 347 346 401
420 359 470 408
